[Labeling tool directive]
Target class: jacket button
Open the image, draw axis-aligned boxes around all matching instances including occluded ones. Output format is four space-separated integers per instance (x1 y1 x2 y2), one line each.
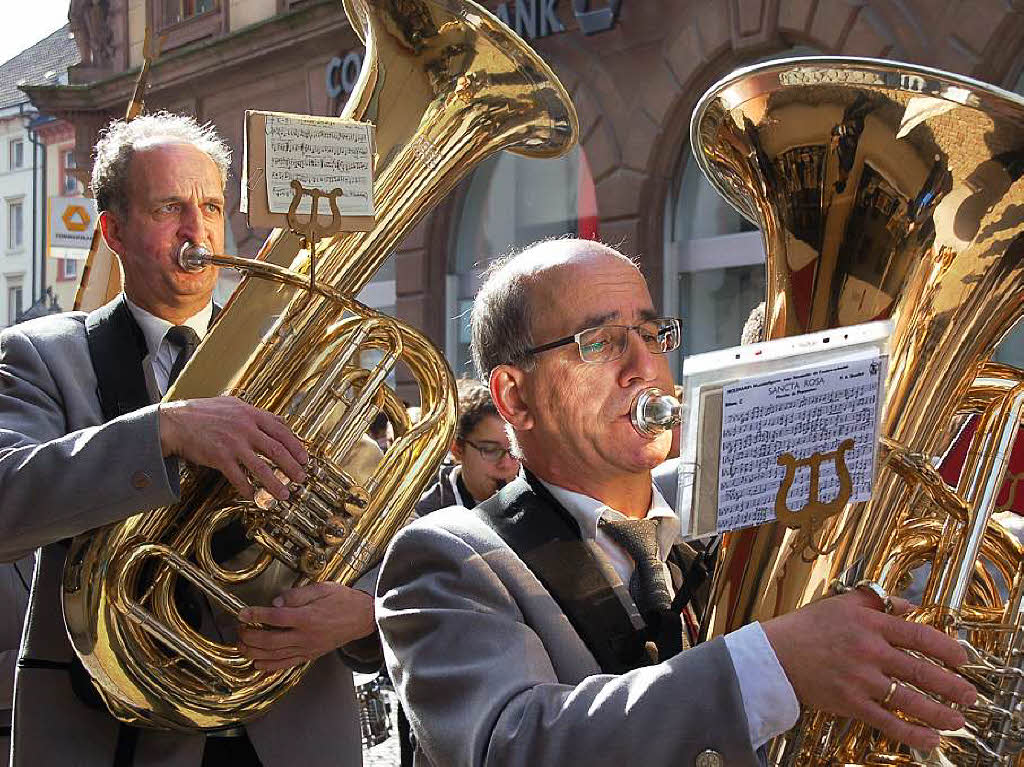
695 750 724 767
131 471 151 490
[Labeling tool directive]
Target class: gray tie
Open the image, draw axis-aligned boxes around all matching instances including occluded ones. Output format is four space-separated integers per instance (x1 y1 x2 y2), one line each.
165 325 201 388
599 516 673 615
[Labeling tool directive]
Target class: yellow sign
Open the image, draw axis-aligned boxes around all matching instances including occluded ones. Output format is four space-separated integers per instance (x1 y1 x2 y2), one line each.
61 204 91 232
50 196 97 258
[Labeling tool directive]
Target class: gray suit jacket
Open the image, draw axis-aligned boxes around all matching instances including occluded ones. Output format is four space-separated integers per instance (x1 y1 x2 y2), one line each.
0 306 363 767
376 485 760 767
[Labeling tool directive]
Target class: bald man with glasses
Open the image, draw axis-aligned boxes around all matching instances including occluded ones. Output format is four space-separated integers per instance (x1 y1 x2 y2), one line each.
375 238 975 767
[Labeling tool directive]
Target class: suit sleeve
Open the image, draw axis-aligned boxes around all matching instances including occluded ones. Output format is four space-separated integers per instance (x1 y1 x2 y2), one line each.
376 520 761 767
0 327 179 562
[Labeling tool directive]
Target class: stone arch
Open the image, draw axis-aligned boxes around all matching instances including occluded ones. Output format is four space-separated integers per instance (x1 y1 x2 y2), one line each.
634 0 914 303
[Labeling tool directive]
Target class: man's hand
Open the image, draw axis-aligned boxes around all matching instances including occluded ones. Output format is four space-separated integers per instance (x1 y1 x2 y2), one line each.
159 396 307 501
235 582 376 671
762 589 977 752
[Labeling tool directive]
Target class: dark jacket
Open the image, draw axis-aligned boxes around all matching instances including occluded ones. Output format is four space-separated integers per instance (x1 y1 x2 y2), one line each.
414 462 472 517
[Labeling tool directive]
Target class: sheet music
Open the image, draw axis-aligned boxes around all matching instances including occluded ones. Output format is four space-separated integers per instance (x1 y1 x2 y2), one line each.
716 353 884 532
264 114 374 216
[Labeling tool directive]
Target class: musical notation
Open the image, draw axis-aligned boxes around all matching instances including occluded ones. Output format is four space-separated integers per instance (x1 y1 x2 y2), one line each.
716 354 884 532
264 115 374 216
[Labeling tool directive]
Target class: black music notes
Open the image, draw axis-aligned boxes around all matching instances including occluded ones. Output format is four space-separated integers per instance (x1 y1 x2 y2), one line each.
264 114 374 216
716 355 883 533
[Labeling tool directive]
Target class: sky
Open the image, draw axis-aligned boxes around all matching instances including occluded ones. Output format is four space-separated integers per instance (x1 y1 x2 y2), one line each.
0 0 72 68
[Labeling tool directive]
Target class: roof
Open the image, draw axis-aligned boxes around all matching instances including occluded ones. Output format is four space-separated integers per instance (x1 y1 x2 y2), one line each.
0 24 80 112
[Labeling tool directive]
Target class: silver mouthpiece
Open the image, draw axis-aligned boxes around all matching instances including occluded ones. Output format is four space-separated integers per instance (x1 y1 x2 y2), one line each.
178 242 211 273
630 387 682 437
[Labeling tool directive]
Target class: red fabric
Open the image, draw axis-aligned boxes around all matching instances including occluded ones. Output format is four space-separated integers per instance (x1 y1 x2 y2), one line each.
938 415 1024 514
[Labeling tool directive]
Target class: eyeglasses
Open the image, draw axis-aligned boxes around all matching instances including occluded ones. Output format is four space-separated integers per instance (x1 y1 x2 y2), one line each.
526 317 682 364
462 439 516 464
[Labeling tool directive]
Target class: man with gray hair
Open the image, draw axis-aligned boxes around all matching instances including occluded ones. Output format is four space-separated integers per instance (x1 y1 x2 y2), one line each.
376 237 975 766
0 112 377 766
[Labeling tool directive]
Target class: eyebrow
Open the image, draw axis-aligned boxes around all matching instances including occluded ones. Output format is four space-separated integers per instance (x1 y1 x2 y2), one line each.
572 307 659 334
152 194 225 206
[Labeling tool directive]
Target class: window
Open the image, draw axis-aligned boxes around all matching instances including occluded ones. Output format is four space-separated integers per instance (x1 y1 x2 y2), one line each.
59 258 79 281
7 284 22 326
447 145 597 376
149 0 223 55
163 0 215 25
7 201 23 249
63 150 79 195
8 139 23 170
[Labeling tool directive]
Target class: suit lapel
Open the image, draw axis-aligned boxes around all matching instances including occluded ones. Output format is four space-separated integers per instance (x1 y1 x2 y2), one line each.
475 471 651 674
85 295 153 418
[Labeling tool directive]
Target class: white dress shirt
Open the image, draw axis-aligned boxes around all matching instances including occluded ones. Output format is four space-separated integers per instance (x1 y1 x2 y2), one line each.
541 478 800 750
125 296 213 396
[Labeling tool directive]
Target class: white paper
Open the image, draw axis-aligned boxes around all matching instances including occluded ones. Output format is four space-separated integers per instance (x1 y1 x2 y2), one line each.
716 353 884 532
264 115 374 216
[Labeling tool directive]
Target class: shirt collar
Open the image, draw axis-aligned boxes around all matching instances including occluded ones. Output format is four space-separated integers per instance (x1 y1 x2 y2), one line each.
125 294 213 357
539 476 680 554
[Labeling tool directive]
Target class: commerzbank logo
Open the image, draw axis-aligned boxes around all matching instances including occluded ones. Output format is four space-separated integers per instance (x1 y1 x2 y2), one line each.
61 204 91 232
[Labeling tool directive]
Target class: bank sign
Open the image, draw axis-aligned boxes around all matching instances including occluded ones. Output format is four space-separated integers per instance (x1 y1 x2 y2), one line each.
327 0 622 99
49 196 97 259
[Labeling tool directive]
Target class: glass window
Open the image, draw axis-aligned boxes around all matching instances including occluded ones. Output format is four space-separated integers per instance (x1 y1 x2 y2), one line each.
63 150 78 195
7 284 22 325
663 47 819 378
62 258 79 281
665 155 764 370
8 201 23 249
9 139 23 170
447 145 597 376
164 0 215 25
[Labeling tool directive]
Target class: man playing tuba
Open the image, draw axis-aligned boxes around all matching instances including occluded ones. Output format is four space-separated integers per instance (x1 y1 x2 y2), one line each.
376 237 977 766
0 112 379 767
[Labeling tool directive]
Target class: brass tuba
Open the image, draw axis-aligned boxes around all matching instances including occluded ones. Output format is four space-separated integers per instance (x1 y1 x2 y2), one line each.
62 0 577 730
692 57 1024 765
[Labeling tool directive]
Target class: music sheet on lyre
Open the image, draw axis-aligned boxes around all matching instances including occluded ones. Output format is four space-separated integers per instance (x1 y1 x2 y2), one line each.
715 352 884 532
263 114 375 216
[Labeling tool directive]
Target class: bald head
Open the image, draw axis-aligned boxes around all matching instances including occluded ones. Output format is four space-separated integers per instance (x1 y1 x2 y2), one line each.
470 238 640 378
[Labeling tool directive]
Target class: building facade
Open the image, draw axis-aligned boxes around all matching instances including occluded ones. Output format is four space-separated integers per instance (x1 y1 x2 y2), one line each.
25 0 1024 396
0 24 82 328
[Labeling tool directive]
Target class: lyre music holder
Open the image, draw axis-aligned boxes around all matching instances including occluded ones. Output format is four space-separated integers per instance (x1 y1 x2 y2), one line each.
285 179 347 293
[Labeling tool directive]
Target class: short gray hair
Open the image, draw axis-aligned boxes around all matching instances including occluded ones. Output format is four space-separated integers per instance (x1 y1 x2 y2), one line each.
91 111 232 217
470 249 538 380
470 237 638 379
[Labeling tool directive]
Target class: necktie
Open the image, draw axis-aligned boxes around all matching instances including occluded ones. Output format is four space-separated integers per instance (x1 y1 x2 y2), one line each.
165 325 201 389
600 516 685 661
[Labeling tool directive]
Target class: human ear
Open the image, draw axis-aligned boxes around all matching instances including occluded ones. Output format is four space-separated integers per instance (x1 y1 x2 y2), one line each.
99 210 126 257
450 439 465 463
490 365 533 432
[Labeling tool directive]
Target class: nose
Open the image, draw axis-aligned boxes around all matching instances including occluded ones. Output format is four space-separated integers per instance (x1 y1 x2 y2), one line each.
177 201 205 246
617 327 661 387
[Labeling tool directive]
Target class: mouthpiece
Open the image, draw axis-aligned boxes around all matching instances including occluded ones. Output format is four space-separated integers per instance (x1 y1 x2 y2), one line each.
178 242 211 273
630 387 682 437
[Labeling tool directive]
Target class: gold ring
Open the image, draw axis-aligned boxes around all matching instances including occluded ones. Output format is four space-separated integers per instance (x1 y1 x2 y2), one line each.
855 579 895 614
881 677 899 708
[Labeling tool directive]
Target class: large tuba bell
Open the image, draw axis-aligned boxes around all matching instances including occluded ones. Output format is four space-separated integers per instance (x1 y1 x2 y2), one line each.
692 57 1024 765
62 0 577 731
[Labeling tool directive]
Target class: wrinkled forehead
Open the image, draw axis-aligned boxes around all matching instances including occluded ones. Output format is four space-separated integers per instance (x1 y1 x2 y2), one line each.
525 247 651 339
